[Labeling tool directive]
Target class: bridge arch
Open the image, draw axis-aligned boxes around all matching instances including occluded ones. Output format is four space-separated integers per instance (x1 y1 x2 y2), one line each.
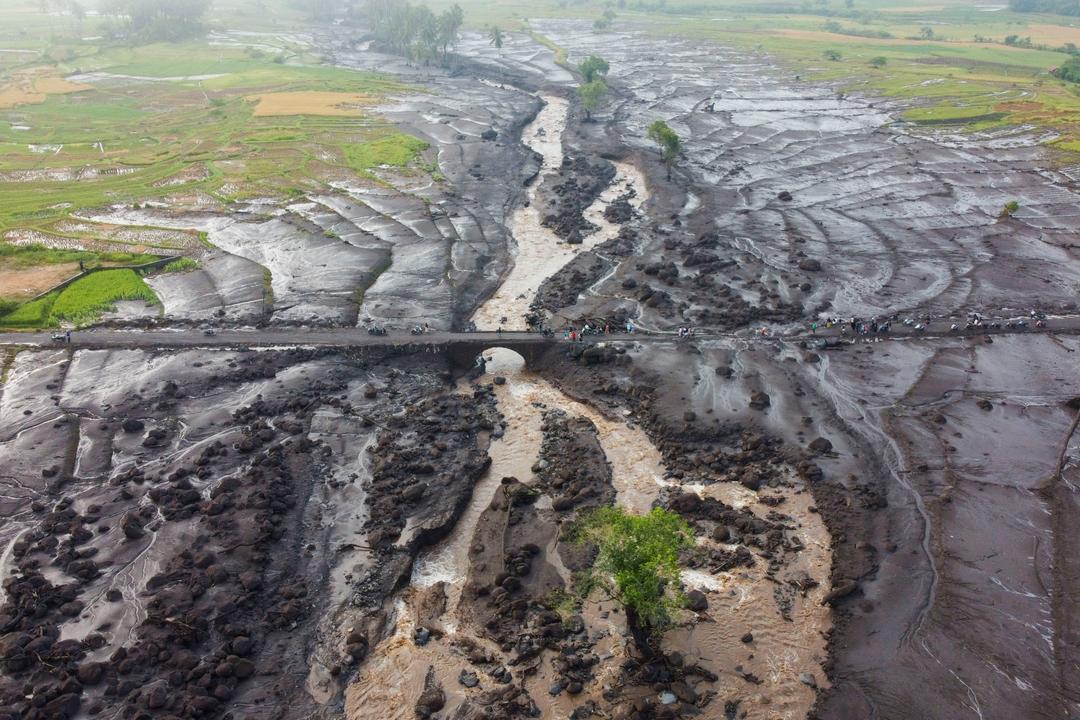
441 337 554 370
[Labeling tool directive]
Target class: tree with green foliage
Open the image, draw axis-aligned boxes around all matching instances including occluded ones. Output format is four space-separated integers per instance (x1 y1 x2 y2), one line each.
593 10 616 32
438 4 464 63
579 55 610 83
489 25 504 49
573 507 693 653
366 0 462 65
823 49 841 61
919 25 935 40
647 119 681 181
1054 56 1080 82
1000 200 1020 218
869 56 887 67
579 79 608 121
413 5 440 64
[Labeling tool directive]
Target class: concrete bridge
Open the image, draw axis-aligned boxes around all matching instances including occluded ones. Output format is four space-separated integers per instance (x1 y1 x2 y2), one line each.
2 318 1078 367
0 328 633 369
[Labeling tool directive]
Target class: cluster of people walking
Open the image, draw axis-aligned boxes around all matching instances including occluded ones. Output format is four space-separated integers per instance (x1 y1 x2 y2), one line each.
812 309 1049 336
811 316 891 336
561 320 636 341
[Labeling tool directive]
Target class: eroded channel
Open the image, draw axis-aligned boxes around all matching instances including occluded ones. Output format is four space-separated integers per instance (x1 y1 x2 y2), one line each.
349 347 830 720
472 94 648 331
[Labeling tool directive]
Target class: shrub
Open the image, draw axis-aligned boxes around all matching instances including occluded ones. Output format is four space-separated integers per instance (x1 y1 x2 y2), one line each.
160 258 200 273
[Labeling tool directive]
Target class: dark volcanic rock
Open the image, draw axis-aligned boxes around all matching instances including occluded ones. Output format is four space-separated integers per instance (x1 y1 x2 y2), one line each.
540 155 616 241
416 666 446 718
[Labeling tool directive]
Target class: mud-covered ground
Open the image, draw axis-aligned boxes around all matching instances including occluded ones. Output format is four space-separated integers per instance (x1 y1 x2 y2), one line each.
3 16 1080 720
521 20 1080 720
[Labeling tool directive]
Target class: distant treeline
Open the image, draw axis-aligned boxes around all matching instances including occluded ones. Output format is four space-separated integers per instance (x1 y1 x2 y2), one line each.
101 0 210 41
1008 0 1080 15
364 0 464 64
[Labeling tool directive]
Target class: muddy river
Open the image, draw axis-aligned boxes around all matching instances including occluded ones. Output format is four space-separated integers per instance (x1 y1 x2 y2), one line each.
349 347 831 720
349 78 832 714
472 94 647 330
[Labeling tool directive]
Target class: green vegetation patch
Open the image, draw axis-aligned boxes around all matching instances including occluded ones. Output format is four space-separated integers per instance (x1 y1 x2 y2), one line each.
0 244 155 269
0 268 160 328
159 257 200 273
573 506 693 639
0 294 59 328
49 269 158 325
343 131 430 175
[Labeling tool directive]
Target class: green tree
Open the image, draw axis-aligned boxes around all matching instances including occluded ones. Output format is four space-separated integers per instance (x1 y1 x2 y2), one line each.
647 119 681 181
919 25 935 39
438 4 464 63
573 507 693 652
489 25 504 49
579 78 608 120
823 48 842 60
579 55 610 83
1054 56 1080 82
1000 200 1020 218
366 0 462 65
413 5 439 63
647 119 667 153
869 55 887 67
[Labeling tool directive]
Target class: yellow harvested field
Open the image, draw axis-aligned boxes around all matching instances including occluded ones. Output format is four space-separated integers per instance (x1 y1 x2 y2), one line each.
32 76 90 94
1025 23 1080 46
249 91 374 117
769 28 1039 51
0 68 90 109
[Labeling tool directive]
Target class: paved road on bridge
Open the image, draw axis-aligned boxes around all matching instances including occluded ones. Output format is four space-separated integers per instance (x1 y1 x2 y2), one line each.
1 317 1079 351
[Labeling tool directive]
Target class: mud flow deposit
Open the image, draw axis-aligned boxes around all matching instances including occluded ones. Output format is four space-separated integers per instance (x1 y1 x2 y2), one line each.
2 10 1080 720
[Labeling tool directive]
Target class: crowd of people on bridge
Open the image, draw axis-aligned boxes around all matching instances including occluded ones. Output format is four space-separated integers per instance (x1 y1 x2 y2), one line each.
811 309 1049 336
560 320 637 342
